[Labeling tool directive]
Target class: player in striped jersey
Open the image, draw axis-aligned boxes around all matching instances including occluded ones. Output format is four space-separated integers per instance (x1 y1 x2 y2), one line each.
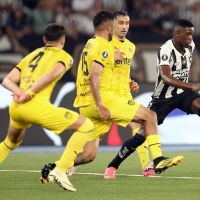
104 19 200 179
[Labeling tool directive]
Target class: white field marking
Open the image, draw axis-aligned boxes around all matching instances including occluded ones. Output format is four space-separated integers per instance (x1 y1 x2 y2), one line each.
0 169 200 180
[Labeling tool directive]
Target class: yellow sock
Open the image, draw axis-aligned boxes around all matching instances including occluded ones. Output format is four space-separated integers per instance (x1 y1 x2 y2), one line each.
56 118 94 172
0 137 20 164
56 130 93 172
136 141 150 169
131 128 150 169
146 134 162 160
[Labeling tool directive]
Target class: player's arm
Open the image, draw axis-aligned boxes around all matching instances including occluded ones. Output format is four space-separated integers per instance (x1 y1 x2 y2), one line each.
2 67 23 96
89 61 110 121
160 65 200 92
17 62 66 103
30 62 65 93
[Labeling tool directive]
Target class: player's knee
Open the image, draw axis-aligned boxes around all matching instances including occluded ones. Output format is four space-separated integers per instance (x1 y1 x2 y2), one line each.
78 118 94 133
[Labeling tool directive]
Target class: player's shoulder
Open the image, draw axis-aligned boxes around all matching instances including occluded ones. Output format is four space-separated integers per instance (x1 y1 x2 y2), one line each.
59 48 72 59
125 38 135 48
87 36 109 51
160 39 174 52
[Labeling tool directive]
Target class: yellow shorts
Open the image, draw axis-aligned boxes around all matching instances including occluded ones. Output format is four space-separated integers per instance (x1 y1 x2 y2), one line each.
79 95 140 138
9 98 79 134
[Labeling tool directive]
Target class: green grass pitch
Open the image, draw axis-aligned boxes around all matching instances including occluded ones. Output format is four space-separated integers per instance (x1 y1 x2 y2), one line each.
0 150 200 200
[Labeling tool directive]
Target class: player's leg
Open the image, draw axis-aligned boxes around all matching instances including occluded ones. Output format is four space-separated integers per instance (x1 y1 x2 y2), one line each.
55 115 94 172
178 90 200 116
0 122 25 164
104 132 145 179
132 104 183 174
129 122 153 176
74 137 100 166
107 97 182 175
39 106 94 191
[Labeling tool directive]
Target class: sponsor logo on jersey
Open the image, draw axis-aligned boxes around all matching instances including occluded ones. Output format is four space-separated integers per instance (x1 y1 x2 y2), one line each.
116 57 131 65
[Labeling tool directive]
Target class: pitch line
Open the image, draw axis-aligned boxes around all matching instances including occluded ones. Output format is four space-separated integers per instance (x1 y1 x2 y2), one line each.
0 169 200 180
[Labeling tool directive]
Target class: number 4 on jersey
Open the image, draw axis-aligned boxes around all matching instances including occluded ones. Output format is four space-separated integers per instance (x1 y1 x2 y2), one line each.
28 52 44 72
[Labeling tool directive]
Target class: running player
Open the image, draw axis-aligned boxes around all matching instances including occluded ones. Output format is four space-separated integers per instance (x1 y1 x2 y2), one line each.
0 23 94 191
104 11 153 178
104 19 200 179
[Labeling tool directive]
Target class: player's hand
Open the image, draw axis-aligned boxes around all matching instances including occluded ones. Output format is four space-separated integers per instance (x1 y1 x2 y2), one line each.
97 105 111 121
114 49 124 61
191 83 200 92
15 89 35 103
130 80 139 92
12 89 24 103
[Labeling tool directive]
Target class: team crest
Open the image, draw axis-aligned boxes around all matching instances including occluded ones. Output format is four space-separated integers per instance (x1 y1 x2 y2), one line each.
64 111 73 119
161 54 168 61
102 51 108 58
128 99 135 106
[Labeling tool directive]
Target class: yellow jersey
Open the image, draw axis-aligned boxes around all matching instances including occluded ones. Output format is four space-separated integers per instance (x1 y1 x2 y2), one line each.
17 46 73 100
110 36 136 98
74 36 114 107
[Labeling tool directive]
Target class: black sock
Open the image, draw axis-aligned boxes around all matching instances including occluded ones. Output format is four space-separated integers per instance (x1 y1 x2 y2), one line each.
108 134 145 169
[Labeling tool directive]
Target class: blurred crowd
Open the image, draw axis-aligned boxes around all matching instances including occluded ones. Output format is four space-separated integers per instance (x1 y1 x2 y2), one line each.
0 0 200 82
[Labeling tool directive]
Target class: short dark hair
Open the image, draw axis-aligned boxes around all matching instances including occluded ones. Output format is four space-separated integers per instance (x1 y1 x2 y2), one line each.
113 10 128 19
93 10 113 28
175 19 194 28
44 23 65 41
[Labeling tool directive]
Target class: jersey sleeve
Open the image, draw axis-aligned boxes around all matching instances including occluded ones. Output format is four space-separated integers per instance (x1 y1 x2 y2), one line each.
158 44 171 66
16 56 27 71
59 52 73 72
90 43 110 67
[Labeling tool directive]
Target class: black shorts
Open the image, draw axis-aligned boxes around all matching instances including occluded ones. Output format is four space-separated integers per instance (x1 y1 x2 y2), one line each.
148 89 200 125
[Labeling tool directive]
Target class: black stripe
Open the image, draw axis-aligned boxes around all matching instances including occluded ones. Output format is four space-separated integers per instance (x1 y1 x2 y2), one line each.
181 56 187 69
157 48 161 64
15 66 21 72
171 87 178 96
171 49 177 71
159 84 170 98
148 143 161 147
94 60 104 68
152 75 161 97
4 142 14 150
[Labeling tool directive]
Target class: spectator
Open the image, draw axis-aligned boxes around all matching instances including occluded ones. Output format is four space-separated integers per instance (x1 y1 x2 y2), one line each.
5 5 31 55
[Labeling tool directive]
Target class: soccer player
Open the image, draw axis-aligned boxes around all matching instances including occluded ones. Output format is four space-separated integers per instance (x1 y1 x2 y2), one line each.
104 19 200 179
0 23 95 191
103 10 153 178
64 11 182 175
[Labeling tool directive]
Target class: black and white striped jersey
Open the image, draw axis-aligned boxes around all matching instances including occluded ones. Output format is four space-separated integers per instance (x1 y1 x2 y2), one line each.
152 39 195 99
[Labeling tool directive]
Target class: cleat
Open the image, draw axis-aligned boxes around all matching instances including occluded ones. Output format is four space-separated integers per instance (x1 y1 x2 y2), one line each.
167 156 183 168
48 167 77 192
104 167 117 179
66 167 77 176
40 163 56 184
154 156 183 174
143 162 155 177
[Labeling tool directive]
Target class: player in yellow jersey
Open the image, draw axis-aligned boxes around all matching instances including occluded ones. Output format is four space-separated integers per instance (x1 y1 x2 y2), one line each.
66 11 183 175
104 11 154 179
0 23 94 192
